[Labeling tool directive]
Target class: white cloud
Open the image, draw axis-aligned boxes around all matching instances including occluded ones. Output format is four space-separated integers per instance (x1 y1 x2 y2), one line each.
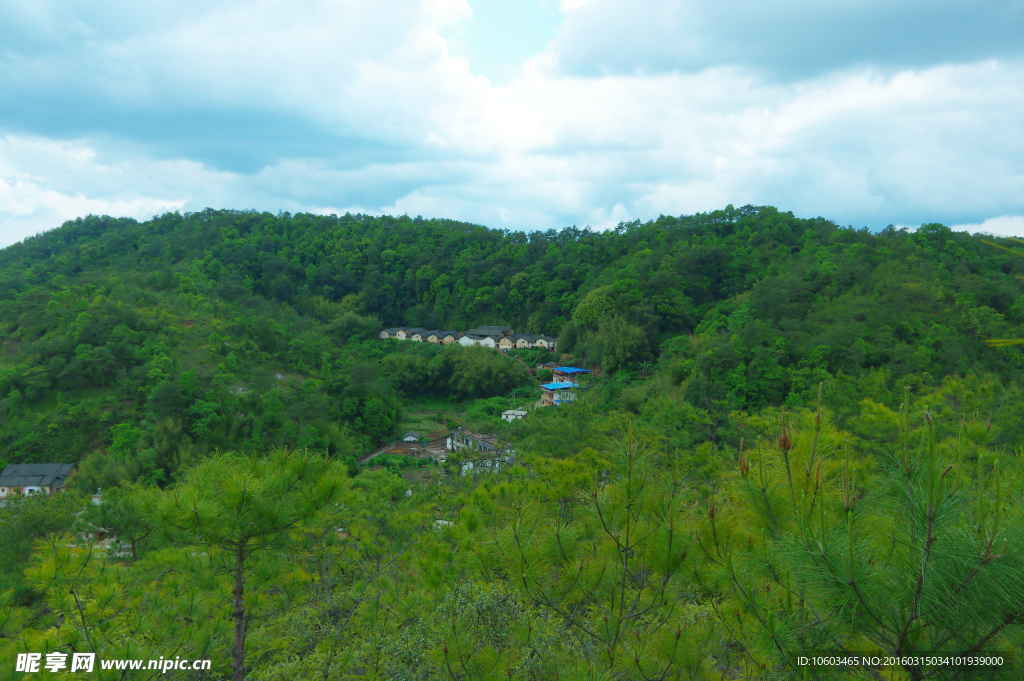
0 135 190 244
1 0 1024 247
951 215 1024 238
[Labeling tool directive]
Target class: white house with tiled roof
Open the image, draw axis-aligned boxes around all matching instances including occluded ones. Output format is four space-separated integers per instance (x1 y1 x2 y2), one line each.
0 463 76 498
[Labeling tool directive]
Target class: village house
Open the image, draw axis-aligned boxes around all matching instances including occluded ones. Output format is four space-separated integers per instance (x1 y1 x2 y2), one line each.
407 328 430 342
516 334 538 349
535 336 557 351
553 366 591 382
447 428 503 453
381 326 558 353
540 381 578 406
0 463 76 498
402 430 421 442
466 326 514 337
460 334 495 347
501 409 527 422
447 428 514 475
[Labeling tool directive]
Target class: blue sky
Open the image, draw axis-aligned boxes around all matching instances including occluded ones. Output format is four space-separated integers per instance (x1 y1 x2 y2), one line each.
1 0 1023 247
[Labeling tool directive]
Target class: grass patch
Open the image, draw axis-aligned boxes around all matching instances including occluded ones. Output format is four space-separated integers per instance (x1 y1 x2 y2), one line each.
376 453 437 471
398 396 472 435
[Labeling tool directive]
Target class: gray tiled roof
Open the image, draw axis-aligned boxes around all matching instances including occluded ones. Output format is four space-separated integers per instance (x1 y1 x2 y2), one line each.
0 463 75 489
467 326 513 336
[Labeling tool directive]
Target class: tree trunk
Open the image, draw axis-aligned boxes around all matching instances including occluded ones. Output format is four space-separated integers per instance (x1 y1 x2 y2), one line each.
232 542 247 681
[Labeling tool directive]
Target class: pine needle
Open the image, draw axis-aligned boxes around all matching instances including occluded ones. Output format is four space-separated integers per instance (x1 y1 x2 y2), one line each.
985 339 1024 347
980 239 1024 257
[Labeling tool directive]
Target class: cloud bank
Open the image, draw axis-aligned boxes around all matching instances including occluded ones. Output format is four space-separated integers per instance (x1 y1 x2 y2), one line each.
1 0 1023 246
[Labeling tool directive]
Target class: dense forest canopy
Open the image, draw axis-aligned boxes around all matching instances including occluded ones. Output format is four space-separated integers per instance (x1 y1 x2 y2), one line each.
1 205 1023 679
2 205 1023 472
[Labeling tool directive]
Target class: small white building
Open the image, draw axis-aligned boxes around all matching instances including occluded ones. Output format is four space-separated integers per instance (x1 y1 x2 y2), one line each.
501 409 527 422
448 428 502 453
535 336 557 351
447 429 515 476
402 431 421 442
478 336 497 349
459 335 481 347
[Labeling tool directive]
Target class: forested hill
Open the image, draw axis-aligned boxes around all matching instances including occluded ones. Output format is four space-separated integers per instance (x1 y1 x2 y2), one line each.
2 205 1024 476
4 206 1024 677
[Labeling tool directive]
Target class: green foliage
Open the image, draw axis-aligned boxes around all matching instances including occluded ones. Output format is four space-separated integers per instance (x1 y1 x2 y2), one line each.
146 448 349 681
5 205 1024 678
464 395 514 425
375 453 435 472
586 315 652 373
3 403 1023 680
449 346 529 400
572 285 616 328
490 423 715 678
380 582 581 681
0 493 82 598
4 205 1024 472
74 483 153 560
381 352 432 396
689 402 1024 679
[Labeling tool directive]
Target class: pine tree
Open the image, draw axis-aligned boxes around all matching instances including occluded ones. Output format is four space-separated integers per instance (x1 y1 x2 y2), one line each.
703 392 1024 679
493 422 713 679
147 448 348 681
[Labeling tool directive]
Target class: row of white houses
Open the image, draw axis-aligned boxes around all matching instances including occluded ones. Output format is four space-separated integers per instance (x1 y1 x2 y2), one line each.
380 326 557 352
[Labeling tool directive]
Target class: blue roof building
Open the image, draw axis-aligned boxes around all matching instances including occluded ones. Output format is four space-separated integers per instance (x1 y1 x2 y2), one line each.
553 366 591 382
541 381 579 406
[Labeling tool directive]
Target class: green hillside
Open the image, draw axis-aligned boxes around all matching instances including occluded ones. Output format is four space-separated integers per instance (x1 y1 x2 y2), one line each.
1 206 1023 679
2 205 1023 474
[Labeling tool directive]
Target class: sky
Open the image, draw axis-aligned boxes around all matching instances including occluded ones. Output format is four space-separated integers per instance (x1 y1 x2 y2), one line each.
1 0 1023 248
